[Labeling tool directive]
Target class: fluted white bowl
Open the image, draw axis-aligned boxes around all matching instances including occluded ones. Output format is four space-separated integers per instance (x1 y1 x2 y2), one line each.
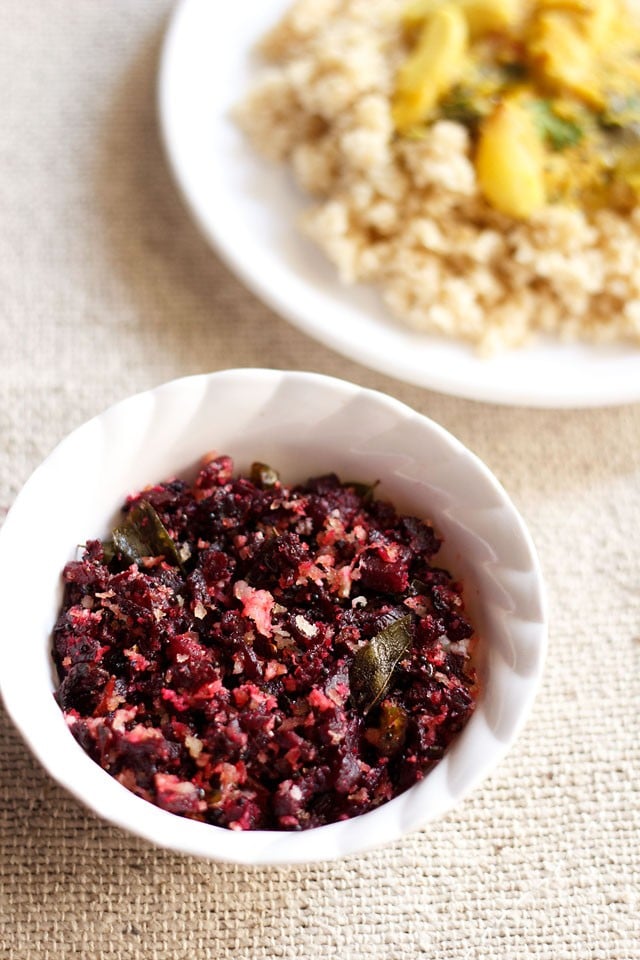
0 370 546 864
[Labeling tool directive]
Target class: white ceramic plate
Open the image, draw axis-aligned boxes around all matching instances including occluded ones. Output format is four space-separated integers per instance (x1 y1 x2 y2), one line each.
0 370 546 864
158 0 640 408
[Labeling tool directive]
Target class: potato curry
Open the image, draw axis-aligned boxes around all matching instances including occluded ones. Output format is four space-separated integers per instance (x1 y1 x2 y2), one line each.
393 0 640 217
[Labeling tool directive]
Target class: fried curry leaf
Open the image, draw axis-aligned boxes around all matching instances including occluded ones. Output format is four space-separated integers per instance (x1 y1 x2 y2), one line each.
250 462 280 490
346 480 379 502
528 99 584 151
364 702 409 756
111 499 183 569
101 540 116 565
439 85 486 131
350 614 414 715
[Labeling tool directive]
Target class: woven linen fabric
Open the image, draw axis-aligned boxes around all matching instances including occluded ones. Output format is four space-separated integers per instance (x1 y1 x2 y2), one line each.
1 2 639 958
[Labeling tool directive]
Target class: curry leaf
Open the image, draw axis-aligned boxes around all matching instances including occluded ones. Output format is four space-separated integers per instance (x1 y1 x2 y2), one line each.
250 462 280 490
364 702 409 756
528 99 584 150
346 480 379 502
439 85 486 131
101 540 116 565
350 614 414 715
112 500 183 570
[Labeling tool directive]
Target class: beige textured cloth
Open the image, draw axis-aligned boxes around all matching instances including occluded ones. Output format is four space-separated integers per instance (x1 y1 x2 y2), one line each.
1 2 639 957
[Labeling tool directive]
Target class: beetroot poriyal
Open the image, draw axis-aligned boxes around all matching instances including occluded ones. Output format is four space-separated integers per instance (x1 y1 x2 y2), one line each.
53 455 478 831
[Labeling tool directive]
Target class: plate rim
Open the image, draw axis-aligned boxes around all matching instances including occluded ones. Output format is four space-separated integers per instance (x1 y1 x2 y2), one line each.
157 0 640 409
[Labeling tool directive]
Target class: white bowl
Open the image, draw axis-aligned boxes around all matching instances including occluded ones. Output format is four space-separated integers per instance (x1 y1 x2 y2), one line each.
0 370 546 864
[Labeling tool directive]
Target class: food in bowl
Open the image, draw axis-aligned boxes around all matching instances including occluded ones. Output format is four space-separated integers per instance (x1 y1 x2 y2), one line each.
235 0 640 352
52 452 478 831
0 369 547 861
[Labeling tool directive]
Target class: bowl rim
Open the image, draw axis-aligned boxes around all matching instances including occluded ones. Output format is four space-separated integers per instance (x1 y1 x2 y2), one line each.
0 369 548 864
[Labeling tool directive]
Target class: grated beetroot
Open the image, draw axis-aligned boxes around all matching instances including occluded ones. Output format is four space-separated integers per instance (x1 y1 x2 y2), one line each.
52 455 478 831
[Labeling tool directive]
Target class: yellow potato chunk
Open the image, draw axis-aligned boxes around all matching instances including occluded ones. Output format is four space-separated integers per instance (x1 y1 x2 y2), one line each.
476 99 546 217
393 4 469 132
527 10 603 107
403 0 519 36
533 0 620 48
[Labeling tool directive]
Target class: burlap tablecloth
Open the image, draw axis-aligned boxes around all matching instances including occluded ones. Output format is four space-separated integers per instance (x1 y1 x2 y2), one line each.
1 2 639 957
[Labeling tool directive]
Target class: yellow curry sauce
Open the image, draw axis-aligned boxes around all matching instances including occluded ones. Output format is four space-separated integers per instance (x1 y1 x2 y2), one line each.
392 0 640 217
